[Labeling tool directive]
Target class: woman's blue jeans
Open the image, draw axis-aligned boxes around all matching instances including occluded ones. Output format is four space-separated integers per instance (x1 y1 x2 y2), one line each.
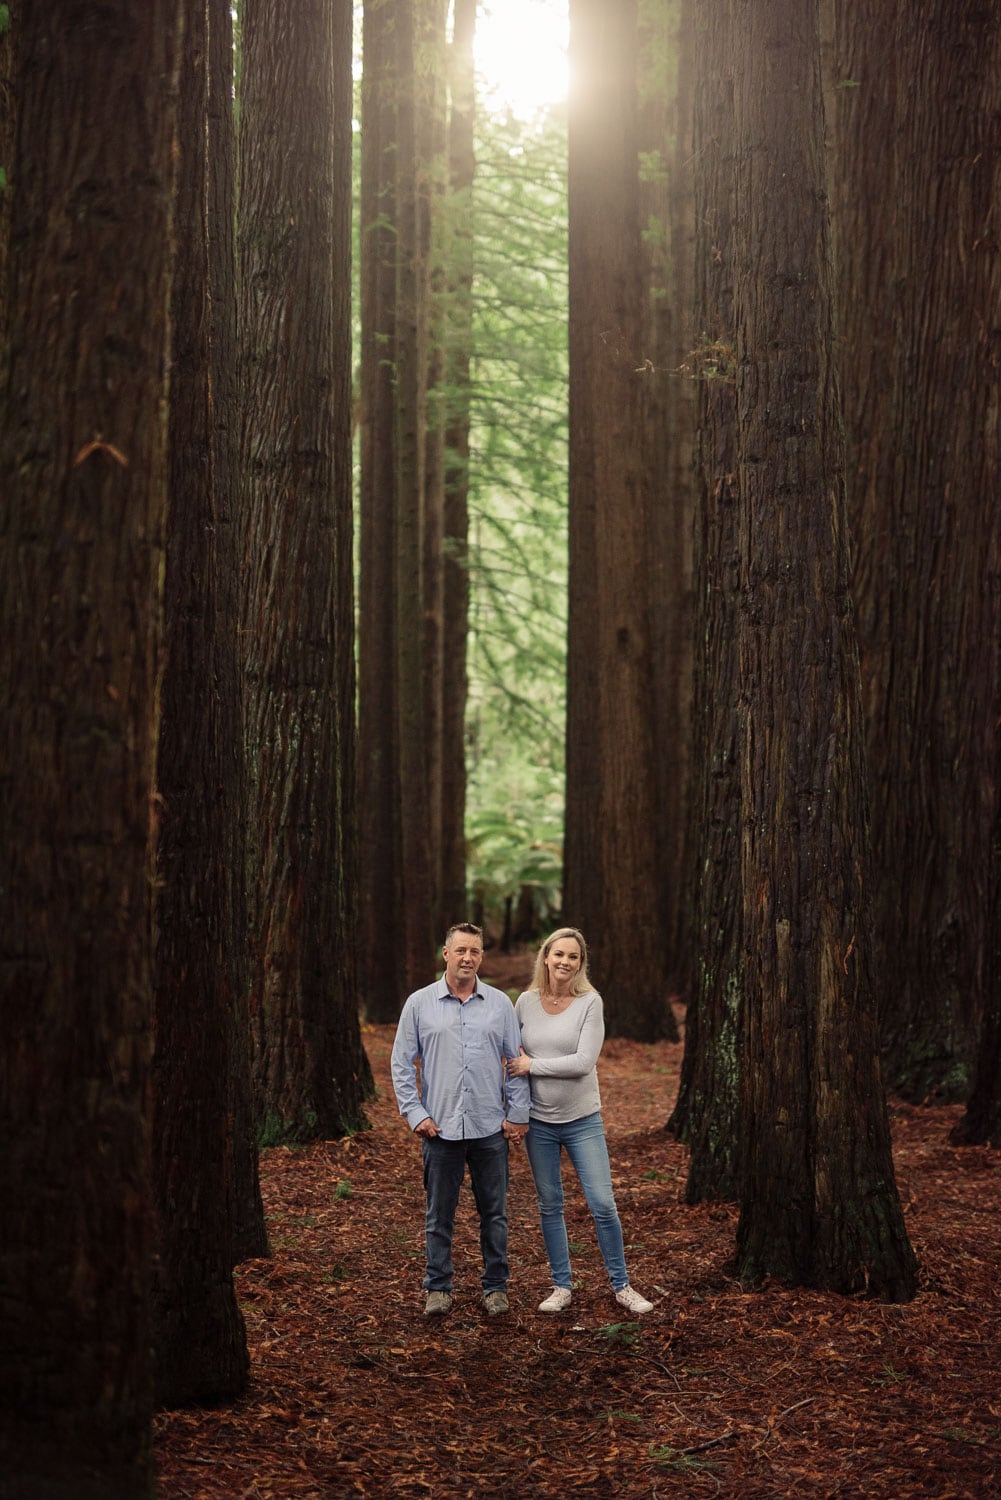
524 1111 628 1291
422 1131 509 1294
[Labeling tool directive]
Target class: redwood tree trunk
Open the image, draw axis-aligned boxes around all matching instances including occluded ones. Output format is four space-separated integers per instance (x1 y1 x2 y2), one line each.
422 0 449 939
0 2 179 1489
151 0 250 1406
359 0 406 1020
395 0 436 987
439 0 477 930
637 0 695 994
208 0 267 1262
0 0 14 357
831 0 1001 1103
238 0 370 1140
566 0 678 1041
730 0 916 1298
669 0 744 1204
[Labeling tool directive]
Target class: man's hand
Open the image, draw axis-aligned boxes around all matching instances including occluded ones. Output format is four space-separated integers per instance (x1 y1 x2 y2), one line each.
502 1120 528 1143
414 1117 440 1138
507 1046 532 1078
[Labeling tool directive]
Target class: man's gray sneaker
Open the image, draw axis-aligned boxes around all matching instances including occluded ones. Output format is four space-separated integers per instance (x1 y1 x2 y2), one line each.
424 1290 453 1316
483 1290 509 1316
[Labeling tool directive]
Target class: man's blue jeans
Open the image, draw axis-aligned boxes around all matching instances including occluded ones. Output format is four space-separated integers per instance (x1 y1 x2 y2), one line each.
524 1111 629 1291
422 1131 510 1294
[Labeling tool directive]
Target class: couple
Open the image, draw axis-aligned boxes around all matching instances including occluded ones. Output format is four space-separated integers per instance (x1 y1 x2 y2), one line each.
390 922 654 1318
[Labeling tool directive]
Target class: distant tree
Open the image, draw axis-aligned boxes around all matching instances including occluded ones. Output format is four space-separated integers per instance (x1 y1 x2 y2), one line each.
393 0 437 987
359 0 454 1012
462 106 570 935
358 0 405 1019
238 0 370 1140
439 0 477 930
667 0 744 1204
421 0 450 939
0 1 180 1490
729 0 916 1297
637 0 695 990
565 0 678 1040
830 0 1001 1102
151 0 250 1406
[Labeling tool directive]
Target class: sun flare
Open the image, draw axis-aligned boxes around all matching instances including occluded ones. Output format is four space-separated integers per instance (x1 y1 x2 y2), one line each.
473 0 568 118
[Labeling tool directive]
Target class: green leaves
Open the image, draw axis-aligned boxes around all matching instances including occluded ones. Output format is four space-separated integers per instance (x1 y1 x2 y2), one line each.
463 106 570 925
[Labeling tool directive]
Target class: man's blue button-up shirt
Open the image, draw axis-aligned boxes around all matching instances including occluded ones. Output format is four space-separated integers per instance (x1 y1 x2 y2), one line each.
391 977 532 1140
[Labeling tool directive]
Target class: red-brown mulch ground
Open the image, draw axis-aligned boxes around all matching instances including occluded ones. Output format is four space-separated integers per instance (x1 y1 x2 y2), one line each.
155 965 1001 1498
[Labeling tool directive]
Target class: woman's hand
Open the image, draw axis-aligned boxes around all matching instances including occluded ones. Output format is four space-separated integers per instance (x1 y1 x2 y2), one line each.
507 1046 532 1077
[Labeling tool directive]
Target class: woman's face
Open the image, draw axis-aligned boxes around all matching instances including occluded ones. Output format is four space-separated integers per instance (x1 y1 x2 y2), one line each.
545 936 582 989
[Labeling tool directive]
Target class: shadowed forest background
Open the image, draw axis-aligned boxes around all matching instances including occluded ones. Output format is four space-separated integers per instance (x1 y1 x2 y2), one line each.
1 1 999 1497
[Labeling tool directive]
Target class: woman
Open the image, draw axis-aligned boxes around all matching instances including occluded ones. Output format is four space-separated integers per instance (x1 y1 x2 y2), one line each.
508 927 654 1316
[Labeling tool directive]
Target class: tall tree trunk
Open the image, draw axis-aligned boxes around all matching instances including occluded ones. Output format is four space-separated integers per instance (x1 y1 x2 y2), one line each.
151 0 250 1406
359 0 407 1021
395 0 436 987
0 0 15 360
952 729 1001 1145
566 0 679 1040
668 0 744 1205
637 0 695 994
730 0 916 1298
360 0 444 1008
439 0 477 930
0 2 180 1490
831 0 1001 1102
210 0 268 1262
422 0 449 939
238 0 370 1141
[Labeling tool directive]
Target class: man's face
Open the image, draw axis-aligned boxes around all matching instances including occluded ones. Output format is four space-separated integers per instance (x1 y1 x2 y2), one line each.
443 932 484 990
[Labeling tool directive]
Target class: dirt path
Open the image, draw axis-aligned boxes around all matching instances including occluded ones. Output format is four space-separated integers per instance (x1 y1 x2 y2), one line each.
155 1007 1001 1498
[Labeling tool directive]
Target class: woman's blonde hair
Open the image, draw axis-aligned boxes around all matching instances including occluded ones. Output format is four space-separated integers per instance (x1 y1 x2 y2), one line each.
531 926 595 1000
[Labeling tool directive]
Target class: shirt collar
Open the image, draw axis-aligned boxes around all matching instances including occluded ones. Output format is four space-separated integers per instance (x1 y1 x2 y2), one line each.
439 976 482 1003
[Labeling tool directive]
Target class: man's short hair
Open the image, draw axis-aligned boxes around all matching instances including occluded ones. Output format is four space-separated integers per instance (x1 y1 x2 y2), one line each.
443 922 483 948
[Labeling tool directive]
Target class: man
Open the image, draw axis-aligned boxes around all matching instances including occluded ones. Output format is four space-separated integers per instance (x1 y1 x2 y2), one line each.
391 923 531 1317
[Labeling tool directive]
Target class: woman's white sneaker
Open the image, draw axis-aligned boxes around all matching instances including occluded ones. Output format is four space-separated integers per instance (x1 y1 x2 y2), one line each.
614 1284 654 1315
538 1286 573 1314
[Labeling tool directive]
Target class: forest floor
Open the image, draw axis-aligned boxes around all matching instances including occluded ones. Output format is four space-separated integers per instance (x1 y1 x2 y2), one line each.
155 955 1001 1498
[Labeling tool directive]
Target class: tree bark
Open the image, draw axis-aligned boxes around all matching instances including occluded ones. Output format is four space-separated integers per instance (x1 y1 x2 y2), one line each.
730 0 916 1298
0 2 180 1489
439 0 477 930
566 0 679 1041
208 0 268 1262
637 0 695 994
238 0 370 1140
151 0 250 1406
668 0 744 1205
359 0 407 1021
830 0 1001 1102
421 0 449 939
394 0 436 988
0 0 15 360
